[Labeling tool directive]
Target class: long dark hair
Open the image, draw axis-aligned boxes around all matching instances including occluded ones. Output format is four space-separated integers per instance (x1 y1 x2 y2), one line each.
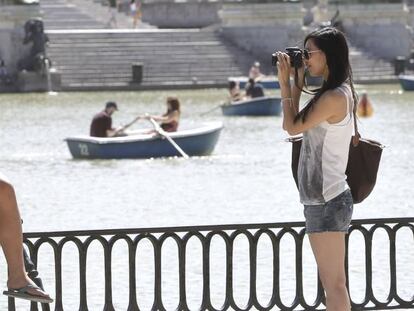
295 27 357 123
165 96 180 115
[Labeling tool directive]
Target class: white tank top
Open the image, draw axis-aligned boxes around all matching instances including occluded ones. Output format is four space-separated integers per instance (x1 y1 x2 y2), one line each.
298 84 354 205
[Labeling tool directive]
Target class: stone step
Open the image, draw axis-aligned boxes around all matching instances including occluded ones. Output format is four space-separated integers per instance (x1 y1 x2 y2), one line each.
59 74 241 81
55 64 240 70
50 57 237 64
46 34 220 41
55 72 242 80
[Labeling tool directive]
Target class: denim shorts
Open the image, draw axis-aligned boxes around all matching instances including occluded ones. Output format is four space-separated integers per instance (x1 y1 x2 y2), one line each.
303 189 353 234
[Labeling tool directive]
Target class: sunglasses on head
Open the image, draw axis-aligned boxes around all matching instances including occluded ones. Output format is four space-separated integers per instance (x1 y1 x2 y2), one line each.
303 49 322 60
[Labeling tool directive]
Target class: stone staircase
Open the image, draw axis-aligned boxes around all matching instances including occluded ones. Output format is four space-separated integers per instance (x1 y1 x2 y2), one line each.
38 0 395 90
45 29 251 90
349 46 396 84
38 0 252 90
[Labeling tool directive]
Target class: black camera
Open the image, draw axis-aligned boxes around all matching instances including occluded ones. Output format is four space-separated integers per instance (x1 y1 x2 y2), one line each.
272 47 303 68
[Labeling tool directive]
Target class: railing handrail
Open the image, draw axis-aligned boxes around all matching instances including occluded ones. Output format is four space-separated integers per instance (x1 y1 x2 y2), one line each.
23 217 414 237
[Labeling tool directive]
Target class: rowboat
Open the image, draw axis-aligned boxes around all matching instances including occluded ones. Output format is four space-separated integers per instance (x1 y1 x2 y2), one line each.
221 96 282 116
398 74 414 91
228 76 280 89
65 122 223 159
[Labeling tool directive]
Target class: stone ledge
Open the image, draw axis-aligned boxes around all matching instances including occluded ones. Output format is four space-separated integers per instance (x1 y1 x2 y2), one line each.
219 3 304 27
331 3 409 24
16 70 61 92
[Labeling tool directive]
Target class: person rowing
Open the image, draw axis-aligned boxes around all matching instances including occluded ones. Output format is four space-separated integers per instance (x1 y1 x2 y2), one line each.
140 96 181 133
89 101 140 137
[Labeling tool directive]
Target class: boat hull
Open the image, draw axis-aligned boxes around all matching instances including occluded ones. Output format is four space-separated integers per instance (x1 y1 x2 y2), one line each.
65 123 223 159
229 76 280 89
399 75 414 91
221 97 282 116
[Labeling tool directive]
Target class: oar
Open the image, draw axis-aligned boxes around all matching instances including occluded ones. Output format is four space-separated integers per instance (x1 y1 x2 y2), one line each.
113 116 141 136
199 104 223 116
148 118 189 159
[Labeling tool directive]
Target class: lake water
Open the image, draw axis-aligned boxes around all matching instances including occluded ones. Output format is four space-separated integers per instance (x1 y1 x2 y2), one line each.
0 84 413 310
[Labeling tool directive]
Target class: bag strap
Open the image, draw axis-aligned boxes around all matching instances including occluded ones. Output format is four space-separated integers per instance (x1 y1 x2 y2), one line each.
342 83 360 147
340 84 360 147
352 102 360 146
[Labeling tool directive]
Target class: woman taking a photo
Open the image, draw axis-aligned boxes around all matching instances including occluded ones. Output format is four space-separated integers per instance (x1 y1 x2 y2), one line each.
276 27 355 310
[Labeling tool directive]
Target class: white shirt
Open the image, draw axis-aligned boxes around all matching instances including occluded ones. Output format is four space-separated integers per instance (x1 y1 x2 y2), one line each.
298 84 353 205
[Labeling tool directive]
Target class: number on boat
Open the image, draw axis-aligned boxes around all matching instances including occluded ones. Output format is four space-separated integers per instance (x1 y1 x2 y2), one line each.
79 143 89 156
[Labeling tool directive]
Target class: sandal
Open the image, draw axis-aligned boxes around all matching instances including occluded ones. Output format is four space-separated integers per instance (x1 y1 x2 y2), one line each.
3 284 53 304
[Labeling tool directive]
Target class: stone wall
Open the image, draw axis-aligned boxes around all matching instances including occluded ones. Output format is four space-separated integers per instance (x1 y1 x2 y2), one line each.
333 3 412 60
218 3 306 73
218 1 412 63
142 1 221 28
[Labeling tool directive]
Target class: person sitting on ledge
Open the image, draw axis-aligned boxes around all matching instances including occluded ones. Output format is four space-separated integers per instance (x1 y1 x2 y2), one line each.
228 80 243 103
0 59 12 85
142 96 181 132
0 173 53 304
245 78 265 99
90 101 139 137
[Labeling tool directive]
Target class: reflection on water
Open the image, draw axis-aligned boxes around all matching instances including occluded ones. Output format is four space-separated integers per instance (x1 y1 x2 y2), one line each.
0 85 413 310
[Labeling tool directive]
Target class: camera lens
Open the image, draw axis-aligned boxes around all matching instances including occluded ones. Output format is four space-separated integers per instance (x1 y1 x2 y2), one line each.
271 53 278 66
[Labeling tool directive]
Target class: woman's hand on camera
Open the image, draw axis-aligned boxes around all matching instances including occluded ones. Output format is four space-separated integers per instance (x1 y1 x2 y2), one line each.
276 52 291 86
276 52 305 90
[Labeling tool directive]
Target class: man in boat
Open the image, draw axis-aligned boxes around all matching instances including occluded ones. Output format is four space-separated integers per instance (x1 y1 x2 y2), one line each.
245 78 265 98
248 61 264 82
90 101 139 137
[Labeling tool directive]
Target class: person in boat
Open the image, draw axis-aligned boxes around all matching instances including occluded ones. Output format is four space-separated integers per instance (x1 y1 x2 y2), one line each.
228 80 243 103
277 27 356 310
0 173 53 304
245 78 265 98
248 61 264 82
357 92 374 117
142 96 181 132
90 101 139 137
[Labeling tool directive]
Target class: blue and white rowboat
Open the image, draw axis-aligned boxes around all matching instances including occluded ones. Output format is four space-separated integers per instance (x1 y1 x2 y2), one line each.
398 74 414 91
221 96 282 116
65 122 223 159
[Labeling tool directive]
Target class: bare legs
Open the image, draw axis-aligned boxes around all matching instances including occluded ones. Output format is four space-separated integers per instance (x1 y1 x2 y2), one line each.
0 179 51 300
309 232 351 311
132 13 141 28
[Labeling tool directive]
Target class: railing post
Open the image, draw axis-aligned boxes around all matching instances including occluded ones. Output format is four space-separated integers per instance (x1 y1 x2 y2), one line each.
23 248 50 311
7 297 16 311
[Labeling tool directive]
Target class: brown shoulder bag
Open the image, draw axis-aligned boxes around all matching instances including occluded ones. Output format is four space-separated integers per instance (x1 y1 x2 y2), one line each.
289 110 384 204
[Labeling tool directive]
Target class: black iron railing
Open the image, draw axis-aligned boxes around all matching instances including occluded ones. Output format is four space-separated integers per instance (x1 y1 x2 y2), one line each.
12 217 414 311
